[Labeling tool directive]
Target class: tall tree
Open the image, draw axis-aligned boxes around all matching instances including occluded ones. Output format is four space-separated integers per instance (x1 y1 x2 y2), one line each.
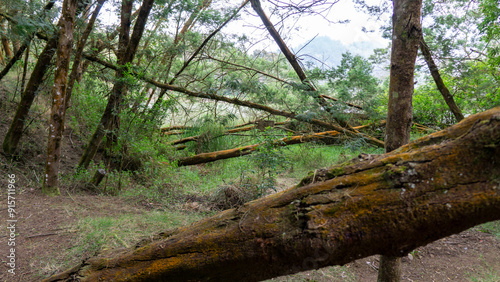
77 0 155 169
65 0 107 110
1 0 80 156
2 34 58 156
380 0 422 281
42 0 78 195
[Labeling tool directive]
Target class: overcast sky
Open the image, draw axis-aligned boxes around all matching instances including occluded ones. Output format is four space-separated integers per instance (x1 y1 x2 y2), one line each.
225 0 390 49
98 0 390 52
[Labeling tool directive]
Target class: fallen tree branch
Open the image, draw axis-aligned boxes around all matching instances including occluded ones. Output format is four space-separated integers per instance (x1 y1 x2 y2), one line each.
82 53 384 148
175 130 342 166
174 122 384 165
320 94 363 110
45 107 500 282
419 37 464 122
167 121 289 145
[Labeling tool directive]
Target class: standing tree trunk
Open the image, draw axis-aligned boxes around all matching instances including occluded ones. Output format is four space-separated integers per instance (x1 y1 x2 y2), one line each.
42 0 78 195
65 0 106 110
419 37 464 122
0 18 12 59
43 107 500 282
77 0 133 169
385 0 422 153
380 0 422 281
1 0 78 156
2 34 58 156
20 44 29 94
77 0 155 169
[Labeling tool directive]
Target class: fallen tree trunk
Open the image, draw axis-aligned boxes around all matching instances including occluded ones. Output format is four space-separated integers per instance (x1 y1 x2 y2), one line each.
172 121 384 152
176 130 342 166
175 122 384 165
45 107 500 282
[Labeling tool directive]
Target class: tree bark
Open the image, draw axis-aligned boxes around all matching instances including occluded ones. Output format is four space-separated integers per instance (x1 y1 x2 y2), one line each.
77 0 154 169
385 0 422 153
419 37 464 122
381 0 422 280
20 44 29 94
44 107 500 282
2 35 58 156
42 0 78 195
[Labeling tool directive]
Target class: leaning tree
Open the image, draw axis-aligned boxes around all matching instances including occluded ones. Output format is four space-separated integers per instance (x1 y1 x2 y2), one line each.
44 107 500 281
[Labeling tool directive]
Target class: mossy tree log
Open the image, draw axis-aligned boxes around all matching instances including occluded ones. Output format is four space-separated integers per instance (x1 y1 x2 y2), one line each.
45 107 500 282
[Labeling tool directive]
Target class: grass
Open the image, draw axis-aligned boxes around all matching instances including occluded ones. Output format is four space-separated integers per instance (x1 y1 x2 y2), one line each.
475 221 500 239
68 209 209 260
284 142 384 179
467 262 500 282
114 137 385 211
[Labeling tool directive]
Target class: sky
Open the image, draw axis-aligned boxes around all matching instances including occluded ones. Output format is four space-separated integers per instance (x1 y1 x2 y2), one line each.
224 0 390 50
97 0 390 54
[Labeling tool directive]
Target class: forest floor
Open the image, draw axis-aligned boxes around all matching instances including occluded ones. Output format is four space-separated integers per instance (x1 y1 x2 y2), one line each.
0 184 499 282
0 88 499 281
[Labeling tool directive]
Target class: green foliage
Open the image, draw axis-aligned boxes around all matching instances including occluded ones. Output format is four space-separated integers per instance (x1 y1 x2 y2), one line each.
186 116 235 153
323 52 385 120
414 62 500 126
478 0 500 67
66 78 108 139
252 128 291 195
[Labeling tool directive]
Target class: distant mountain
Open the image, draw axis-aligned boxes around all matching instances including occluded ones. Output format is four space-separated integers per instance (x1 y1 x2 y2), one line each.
293 36 382 68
